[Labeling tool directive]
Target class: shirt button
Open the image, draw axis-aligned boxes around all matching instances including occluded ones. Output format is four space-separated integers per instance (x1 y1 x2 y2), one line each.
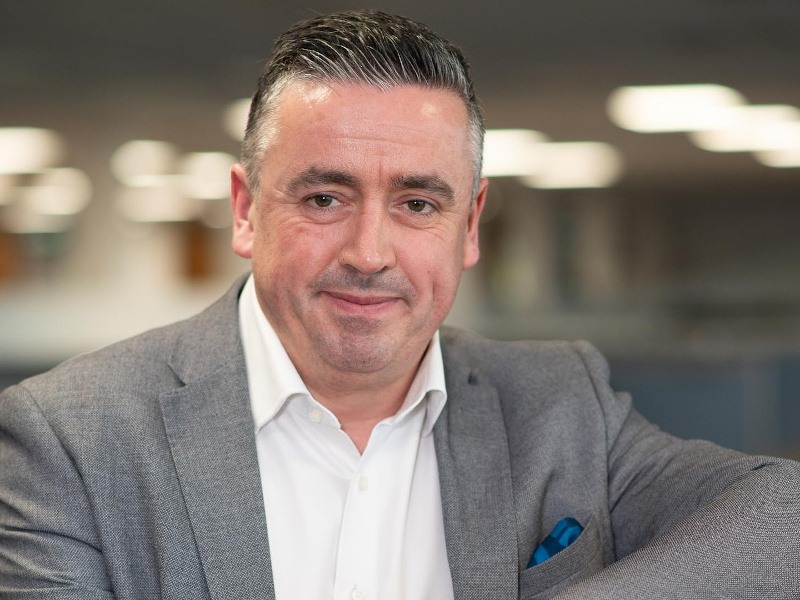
308 408 323 423
351 587 366 600
358 475 369 492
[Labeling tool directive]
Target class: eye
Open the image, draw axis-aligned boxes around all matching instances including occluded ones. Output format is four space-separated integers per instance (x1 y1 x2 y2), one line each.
405 199 433 214
308 194 339 208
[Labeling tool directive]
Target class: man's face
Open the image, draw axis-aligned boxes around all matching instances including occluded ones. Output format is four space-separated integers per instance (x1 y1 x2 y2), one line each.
231 81 486 389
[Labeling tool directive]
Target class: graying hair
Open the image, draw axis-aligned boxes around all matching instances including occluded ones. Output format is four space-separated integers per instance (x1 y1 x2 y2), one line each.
240 10 484 199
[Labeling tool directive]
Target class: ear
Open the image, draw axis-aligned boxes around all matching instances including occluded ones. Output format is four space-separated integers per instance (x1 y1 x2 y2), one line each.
231 163 255 259
462 177 488 269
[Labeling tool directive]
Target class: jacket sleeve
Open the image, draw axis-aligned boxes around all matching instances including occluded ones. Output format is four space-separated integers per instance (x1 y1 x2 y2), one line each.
552 342 800 599
0 384 114 599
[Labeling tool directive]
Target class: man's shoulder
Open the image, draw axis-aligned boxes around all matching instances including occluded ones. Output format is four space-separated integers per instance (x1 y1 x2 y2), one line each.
6 277 246 410
439 325 610 380
438 326 630 455
12 317 188 406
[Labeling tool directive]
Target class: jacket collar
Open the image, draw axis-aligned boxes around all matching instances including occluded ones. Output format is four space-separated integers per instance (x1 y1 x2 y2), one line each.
435 327 519 599
159 276 276 599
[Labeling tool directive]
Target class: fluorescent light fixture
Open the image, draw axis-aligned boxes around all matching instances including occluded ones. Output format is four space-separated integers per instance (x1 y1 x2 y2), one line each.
116 184 197 223
110 140 179 187
482 129 549 177
607 84 745 133
180 152 235 199
0 127 64 174
20 168 92 215
690 105 800 152
223 98 251 142
754 146 800 168
519 142 623 189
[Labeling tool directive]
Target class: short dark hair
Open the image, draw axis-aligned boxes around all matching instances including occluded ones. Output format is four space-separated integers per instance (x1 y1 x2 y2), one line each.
241 10 484 198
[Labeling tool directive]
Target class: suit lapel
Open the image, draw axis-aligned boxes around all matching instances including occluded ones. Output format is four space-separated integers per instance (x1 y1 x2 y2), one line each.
435 336 519 599
159 279 275 600
157 283 518 599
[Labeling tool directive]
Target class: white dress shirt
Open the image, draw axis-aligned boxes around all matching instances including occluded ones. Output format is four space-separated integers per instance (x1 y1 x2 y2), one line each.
238 276 454 600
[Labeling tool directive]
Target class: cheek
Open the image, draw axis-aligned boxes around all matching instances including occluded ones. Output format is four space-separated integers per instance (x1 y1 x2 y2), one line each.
400 223 467 280
407 246 465 305
253 220 342 283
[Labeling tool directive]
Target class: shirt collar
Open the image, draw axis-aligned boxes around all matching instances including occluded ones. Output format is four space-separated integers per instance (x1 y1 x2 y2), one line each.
397 328 447 436
238 274 447 436
239 275 311 430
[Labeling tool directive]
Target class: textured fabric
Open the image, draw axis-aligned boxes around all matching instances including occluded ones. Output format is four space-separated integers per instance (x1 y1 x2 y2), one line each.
1 276 799 600
238 276 453 600
435 328 800 599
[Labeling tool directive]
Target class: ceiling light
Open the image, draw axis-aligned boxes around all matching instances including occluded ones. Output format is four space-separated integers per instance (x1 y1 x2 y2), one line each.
110 140 179 187
482 129 549 177
180 152 235 199
690 105 800 152
607 84 745 133
0 127 64 174
223 98 251 142
519 142 623 189
754 147 800 168
20 168 92 215
115 184 197 223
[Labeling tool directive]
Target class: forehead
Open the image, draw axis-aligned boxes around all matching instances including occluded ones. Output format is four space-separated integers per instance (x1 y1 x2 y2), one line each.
272 78 470 124
263 80 474 170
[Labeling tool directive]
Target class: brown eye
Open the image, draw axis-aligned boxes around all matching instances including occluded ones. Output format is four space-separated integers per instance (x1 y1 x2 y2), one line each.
406 199 430 213
311 194 337 208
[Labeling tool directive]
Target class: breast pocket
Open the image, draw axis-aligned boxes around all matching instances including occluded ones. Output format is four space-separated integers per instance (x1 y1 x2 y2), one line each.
518 517 604 600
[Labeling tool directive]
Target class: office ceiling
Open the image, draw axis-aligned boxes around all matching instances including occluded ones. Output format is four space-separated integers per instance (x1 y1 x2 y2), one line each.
2 0 800 189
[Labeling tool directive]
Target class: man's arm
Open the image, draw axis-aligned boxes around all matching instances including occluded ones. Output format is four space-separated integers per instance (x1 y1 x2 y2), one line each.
0 384 114 598
556 343 800 598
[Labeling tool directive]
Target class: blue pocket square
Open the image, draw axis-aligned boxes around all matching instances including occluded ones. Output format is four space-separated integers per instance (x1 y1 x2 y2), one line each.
528 517 584 567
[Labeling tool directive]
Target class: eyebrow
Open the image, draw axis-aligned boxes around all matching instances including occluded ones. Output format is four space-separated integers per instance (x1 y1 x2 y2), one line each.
286 167 360 195
285 167 456 203
389 174 455 203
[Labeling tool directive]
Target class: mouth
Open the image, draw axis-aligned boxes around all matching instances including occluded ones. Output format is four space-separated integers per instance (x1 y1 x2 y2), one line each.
323 290 403 315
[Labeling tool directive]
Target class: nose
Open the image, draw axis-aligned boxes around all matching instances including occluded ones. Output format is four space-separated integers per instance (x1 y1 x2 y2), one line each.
338 207 396 274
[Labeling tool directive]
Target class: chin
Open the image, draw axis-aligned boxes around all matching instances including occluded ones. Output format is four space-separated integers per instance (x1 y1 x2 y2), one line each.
328 349 393 374
320 335 396 374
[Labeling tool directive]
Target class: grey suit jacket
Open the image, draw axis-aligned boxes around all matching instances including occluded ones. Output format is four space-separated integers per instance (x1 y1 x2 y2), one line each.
1 279 799 599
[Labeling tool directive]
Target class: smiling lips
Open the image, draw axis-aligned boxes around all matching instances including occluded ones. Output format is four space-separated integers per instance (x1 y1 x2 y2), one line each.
324 290 402 314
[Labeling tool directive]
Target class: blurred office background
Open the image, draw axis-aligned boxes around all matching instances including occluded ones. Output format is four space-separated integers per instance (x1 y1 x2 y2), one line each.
1 1 799 457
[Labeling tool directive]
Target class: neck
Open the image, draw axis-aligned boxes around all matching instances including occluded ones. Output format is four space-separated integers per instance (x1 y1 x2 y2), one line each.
300 366 417 454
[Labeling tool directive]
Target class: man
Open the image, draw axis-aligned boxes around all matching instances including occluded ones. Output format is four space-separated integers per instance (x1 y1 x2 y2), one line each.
1 10 798 600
